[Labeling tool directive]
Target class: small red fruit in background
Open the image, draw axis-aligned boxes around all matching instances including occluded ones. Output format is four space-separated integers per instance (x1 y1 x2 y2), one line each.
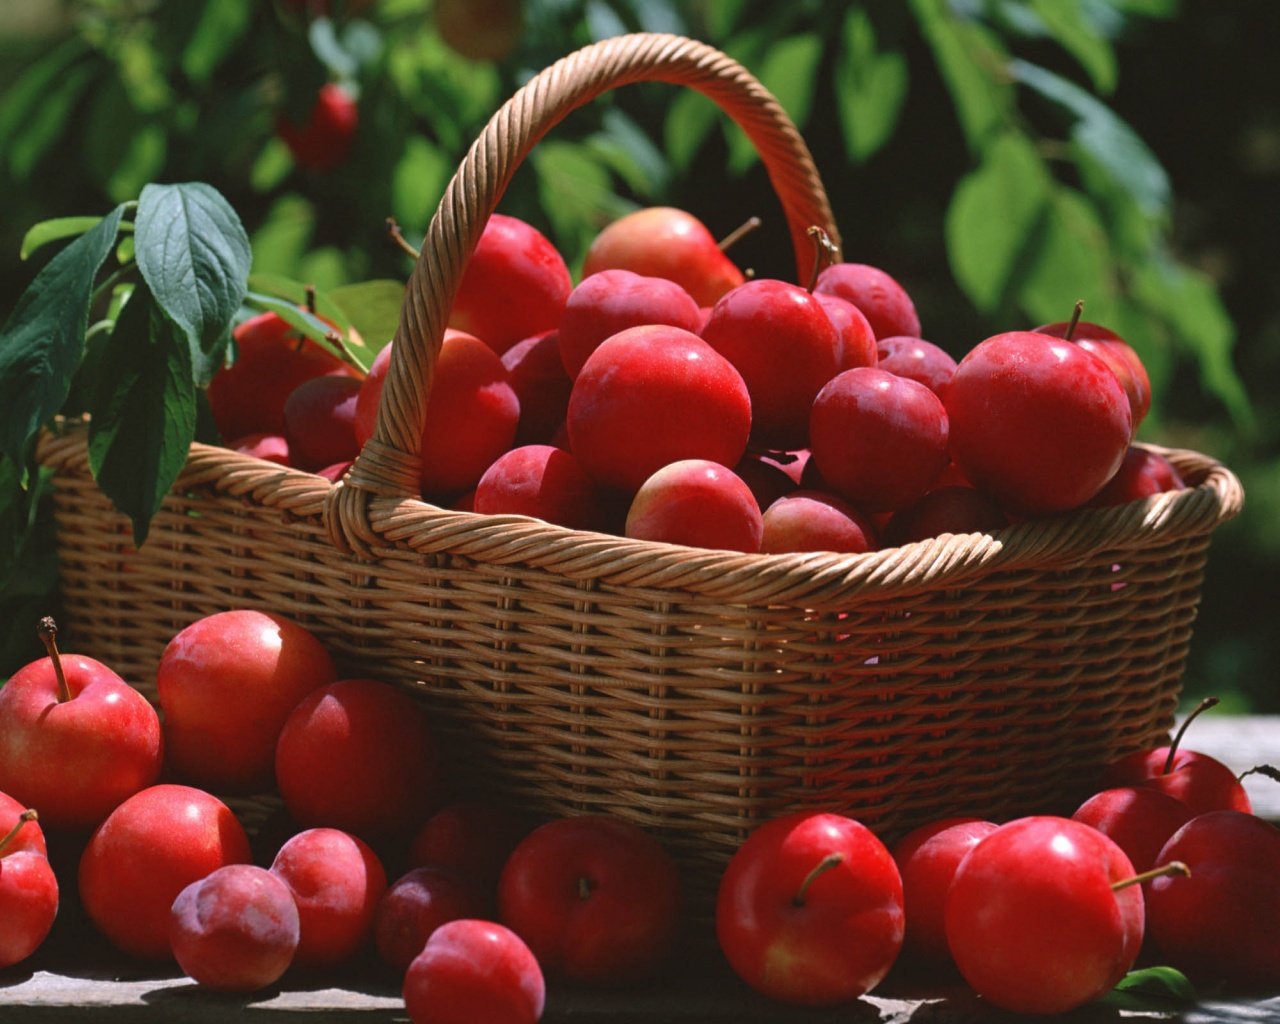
875 335 957 399
716 810 904 1007
275 83 359 173
759 489 878 555
434 0 524 64
374 865 490 973
407 798 531 894
501 330 572 446
0 617 162 833
403 918 545 1024
0 808 59 971
157 609 337 794
474 444 603 531
78 784 252 961
275 678 441 843
282 374 363 472
169 863 301 992
498 815 683 987
1071 786 1194 875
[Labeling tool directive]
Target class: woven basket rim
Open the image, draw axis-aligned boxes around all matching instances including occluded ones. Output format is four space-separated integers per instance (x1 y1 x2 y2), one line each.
37 422 1244 607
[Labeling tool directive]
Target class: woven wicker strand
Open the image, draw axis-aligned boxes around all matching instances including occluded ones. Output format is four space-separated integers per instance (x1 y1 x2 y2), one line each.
330 32 838 557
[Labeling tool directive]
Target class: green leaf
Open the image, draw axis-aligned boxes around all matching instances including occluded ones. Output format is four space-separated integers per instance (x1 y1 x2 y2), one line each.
1101 966 1197 1011
909 0 1012 151
327 281 404 371
392 136 453 235
1016 187 1113 325
87 288 198 547
586 108 670 200
834 8 909 163
20 217 109 261
663 88 720 175
0 37 89 162
0 206 127 470
727 33 823 175
1027 0 1118 93
7 64 97 182
1133 255 1252 428
1010 59 1170 219
532 141 634 268
944 132 1052 313
134 183 252 388
242 290 347 363
181 0 252 82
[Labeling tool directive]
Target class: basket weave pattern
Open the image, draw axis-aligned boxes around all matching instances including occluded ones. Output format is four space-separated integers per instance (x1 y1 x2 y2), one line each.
36 34 1244 903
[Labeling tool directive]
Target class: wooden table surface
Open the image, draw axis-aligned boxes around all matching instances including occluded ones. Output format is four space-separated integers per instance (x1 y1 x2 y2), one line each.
3 716 1277 1023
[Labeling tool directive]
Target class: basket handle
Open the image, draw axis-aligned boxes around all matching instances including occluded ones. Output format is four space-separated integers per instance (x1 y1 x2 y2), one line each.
328 32 839 555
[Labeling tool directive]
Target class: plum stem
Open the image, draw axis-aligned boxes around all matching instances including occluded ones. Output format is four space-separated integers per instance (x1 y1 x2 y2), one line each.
37 617 72 703
0 809 38 857
305 283 318 316
578 875 594 901
1062 299 1085 341
717 215 761 254
1238 764 1280 785
1111 860 1190 892
1165 696 1220 775
386 217 421 260
793 852 844 907
804 226 839 293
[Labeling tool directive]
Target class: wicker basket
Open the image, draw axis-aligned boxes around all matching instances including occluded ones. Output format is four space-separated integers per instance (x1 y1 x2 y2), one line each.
36 33 1243 905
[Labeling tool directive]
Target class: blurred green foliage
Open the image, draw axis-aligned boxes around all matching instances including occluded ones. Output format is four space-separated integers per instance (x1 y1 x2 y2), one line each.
1 0 1276 710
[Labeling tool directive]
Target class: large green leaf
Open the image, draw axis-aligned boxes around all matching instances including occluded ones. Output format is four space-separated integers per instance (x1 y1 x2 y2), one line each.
328 280 406 370
1027 0 1117 93
87 288 198 547
0 37 89 170
945 132 1052 313
1010 59 1170 219
909 0 1011 151
134 183 252 387
0 206 127 470
834 7 909 164
181 0 253 83
1016 187 1113 325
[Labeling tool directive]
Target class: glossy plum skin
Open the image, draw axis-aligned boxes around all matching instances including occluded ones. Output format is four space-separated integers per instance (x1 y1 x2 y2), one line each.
157 610 337 794
403 919 545 1024
701 279 843 450
498 815 684 987
270 828 388 971
813 263 921 340
0 651 162 832
566 325 752 495
1087 446 1185 507
716 810 904 1007
944 331 1132 516
501 330 572 446
448 213 572 356
1101 746 1251 817
355 331 521 501
374 865 490 972
1071 786 1194 874
581 206 744 308
875 336 957 399
1036 319 1152 436
1146 811 1280 989
169 864 301 992
0 842 58 971
208 311 353 442
557 269 702 380
809 367 950 513
813 293 878 372
282 374 363 472
882 485 1008 547
759 489 878 555
0 793 47 858
407 799 532 894
474 445 603 531
890 816 998 966
78 784 253 961
275 679 441 843
944 816 1145 1015
625 460 763 553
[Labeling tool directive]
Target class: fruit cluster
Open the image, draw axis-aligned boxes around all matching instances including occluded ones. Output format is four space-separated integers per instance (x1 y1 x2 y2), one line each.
206 205 1180 557
1 610 1276 1021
